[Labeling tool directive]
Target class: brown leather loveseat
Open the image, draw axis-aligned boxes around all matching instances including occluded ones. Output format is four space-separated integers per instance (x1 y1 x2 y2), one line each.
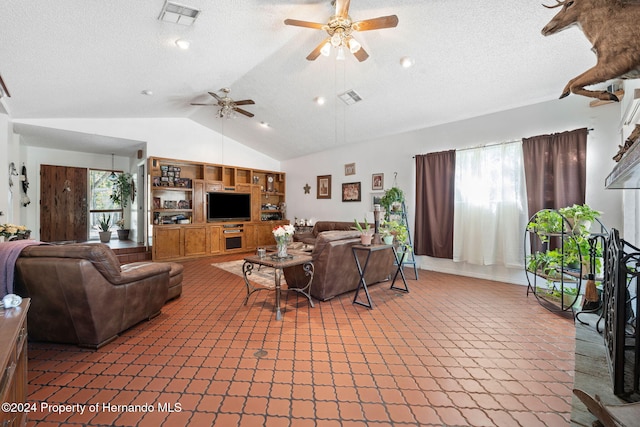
15 243 171 348
285 230 394 301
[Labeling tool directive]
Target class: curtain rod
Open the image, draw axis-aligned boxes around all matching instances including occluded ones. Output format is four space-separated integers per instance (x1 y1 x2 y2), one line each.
413 128 594 158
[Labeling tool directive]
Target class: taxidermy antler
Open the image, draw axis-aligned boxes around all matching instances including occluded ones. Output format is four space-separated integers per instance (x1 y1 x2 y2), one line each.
541 0 640 101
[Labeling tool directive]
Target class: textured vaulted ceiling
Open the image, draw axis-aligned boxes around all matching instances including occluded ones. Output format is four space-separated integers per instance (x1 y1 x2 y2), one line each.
0 0 597 160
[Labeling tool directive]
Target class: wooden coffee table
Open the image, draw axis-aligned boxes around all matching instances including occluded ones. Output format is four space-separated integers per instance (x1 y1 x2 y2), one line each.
242 253 314 320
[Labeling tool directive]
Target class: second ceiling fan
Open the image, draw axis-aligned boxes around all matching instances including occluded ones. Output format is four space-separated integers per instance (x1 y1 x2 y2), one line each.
191 88 255 119
284 0 398 62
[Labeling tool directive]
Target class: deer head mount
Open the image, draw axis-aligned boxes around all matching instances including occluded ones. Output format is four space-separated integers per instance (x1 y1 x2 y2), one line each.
541 0 640 101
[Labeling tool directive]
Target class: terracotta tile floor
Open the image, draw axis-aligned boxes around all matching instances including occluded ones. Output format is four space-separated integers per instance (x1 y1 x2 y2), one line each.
25 255 575 426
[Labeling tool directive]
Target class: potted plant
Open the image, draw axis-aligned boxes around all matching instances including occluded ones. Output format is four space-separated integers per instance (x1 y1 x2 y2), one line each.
558 203 602 234
97 214 111 243
115 218 129 241
527 209 563 242
379 187 405 220
111 173 134 208
379 220 395 244
352 218 373 245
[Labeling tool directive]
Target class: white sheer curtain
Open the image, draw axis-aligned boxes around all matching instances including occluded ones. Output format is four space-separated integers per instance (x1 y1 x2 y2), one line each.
453 141 528 267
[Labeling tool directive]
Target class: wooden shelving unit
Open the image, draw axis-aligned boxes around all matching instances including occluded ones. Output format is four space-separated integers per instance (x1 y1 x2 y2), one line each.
148 157 287 261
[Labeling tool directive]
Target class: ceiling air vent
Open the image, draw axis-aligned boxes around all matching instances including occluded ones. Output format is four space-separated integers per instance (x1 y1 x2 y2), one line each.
338 90 362 106
158 1 201 26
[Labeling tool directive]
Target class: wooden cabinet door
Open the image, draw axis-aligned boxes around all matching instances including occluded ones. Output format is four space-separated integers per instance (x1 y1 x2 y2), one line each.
153 227 182 260
257 222 276 246
251 185 261 222
209 226 222 254
193 179 205 224
244 224 256 251
184 226 208 257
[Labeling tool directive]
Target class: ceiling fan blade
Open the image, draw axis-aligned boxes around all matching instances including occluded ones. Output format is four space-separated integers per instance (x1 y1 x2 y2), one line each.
352 15 399 31
234 108 254 118
208 91 222 101
353 45 369 62
190 103 216 106
335 0 350 18
284 19 325 29
306 37 330 61
234 99 255 106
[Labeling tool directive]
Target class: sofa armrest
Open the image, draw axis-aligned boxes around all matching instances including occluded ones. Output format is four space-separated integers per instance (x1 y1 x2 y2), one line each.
118 262 171 285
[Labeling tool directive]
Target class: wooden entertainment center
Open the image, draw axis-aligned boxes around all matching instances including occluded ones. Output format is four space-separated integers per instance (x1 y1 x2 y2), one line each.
149 157 287 261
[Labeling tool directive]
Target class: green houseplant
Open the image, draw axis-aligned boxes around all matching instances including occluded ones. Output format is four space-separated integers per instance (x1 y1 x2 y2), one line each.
97 214 111 243
111 173 134 208
115 218 130 241
558 203 601 234
379 187 405 220
352 218 373 245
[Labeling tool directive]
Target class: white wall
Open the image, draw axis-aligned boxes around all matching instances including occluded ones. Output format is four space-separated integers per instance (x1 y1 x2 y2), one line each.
282 96 627 285
0 112 9 224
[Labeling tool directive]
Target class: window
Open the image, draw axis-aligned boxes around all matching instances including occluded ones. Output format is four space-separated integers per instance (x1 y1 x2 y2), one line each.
89 169 123 240
453 142 528 267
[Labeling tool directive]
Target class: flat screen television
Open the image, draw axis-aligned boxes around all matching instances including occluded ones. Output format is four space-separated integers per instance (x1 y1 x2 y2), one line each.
207 192 251 222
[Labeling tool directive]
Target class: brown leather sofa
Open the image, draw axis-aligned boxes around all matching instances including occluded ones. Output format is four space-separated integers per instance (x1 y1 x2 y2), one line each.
14 243 172 348
294 221 363 245
285 230 394 301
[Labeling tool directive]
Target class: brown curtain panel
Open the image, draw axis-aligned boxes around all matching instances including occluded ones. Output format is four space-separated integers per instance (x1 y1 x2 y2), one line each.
414 150 456 258
522 127 587 219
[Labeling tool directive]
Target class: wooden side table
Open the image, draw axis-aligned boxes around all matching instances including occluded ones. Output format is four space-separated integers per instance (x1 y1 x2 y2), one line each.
0 298 30 427
243 254 314 320
352 244 409 309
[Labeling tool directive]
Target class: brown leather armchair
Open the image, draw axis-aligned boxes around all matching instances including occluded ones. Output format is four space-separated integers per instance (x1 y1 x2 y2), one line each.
14 243 170 348
285 230 394 301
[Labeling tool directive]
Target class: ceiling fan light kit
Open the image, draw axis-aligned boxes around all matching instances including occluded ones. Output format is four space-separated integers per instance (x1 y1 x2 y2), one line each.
284 0 398 62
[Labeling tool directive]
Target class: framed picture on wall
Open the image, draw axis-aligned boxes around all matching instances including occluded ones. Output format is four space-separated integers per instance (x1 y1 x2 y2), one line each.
342 182 361 202
372 173 384 190
317 175 331 199
344 163 356 176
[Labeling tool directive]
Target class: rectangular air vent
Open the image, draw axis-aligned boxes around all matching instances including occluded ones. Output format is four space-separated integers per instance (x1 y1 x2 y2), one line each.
158 1 201 26
338 89 362 105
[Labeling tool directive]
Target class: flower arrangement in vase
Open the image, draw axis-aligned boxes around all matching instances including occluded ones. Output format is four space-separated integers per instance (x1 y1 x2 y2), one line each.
272 224 295 258
0 224 31 241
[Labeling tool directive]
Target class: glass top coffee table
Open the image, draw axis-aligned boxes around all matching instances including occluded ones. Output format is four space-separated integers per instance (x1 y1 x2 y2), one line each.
242 253 314 320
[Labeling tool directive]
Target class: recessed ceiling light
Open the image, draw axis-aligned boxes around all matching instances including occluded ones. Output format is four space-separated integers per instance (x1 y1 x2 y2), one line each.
175 39 190 49
260 121 270 128
141 90 153 96
400 56 415 68
314 96 326 105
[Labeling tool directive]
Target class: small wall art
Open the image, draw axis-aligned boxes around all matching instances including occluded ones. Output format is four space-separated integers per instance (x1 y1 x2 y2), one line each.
344 163 356 176
372 173 384 190
342 182 361 202
317 175 331 199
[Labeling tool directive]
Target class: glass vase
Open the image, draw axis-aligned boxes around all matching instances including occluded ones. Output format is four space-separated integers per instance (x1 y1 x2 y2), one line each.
277 241 288 258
